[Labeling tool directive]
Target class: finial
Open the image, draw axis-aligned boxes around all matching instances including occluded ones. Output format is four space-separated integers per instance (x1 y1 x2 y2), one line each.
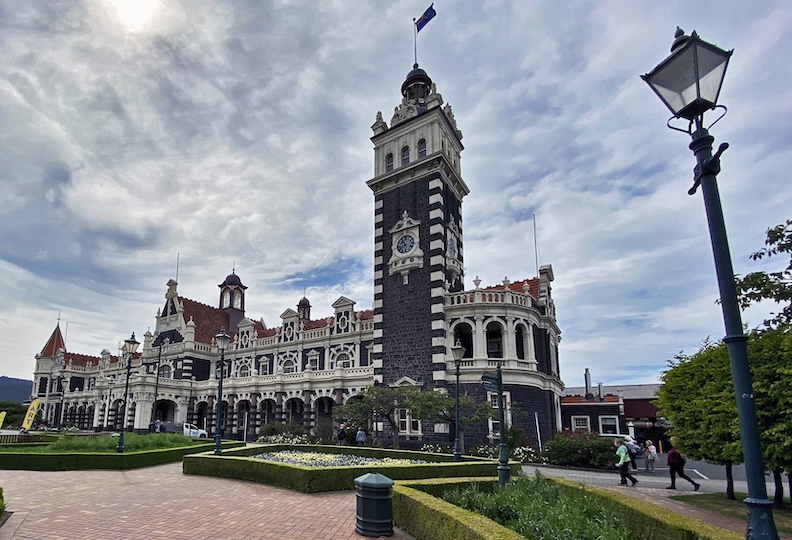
413 63 419 69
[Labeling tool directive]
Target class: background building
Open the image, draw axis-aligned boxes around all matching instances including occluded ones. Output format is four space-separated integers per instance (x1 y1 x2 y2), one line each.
30 65 564 450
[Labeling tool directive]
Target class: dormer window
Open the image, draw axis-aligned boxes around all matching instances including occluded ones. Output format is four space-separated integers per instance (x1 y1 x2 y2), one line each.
401 146 410 166
418 139 426 159
386 153 394 172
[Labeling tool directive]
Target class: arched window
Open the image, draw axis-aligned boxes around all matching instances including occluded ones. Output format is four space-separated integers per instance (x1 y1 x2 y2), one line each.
159 365 172 379
401 146 410 166
386 153 394 172
453 323 474 358
486 321 503 358
418 139 427 159
282 359 297 374
515 324 527 360
233 291 241 309
222 290 231 308
336 353 351 369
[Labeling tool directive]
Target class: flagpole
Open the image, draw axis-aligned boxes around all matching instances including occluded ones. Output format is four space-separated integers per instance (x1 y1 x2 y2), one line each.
412 18 417 66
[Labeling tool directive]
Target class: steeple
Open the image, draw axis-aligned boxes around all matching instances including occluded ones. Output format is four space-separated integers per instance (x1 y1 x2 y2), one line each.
40 324 66 357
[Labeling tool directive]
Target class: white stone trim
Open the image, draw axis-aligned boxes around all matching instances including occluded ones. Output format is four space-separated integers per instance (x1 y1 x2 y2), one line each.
429 208 443 220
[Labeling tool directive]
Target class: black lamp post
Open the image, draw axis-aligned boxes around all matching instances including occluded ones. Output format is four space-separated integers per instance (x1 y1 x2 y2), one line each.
643 28 778 539
56 373 66 431
451 340 465 461
213 328 230 456
116 333 140 453
148 343 163 432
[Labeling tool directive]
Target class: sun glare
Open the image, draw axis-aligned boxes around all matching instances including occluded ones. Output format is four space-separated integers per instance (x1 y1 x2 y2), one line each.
110 0 158 31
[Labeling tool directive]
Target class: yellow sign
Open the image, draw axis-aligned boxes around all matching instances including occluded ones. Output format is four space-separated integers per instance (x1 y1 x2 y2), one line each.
0 411 6 429
21 399 41 431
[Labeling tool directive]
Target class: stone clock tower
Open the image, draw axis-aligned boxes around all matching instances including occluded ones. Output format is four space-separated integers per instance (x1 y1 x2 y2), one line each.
367 64 468 387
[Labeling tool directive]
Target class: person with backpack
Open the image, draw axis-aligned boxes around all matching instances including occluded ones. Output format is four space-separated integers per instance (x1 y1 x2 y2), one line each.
337 424 348 445
624 436 639 470
666 444 700 490
615 439 638 487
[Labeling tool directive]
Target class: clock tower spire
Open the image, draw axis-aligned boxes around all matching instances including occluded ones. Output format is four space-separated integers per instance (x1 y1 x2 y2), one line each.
368 64 468 387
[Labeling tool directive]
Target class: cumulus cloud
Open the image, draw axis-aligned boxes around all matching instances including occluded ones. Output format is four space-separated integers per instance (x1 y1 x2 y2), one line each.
1 1 791 387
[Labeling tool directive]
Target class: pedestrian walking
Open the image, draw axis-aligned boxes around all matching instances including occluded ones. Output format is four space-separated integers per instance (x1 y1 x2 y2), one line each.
644 439 657 473
666 445 700 491
624 435 639 470
615 439 638 487
337 424 347 445
356 427 367 446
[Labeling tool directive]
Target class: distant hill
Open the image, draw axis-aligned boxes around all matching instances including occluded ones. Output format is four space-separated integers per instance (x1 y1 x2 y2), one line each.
0 376 33 404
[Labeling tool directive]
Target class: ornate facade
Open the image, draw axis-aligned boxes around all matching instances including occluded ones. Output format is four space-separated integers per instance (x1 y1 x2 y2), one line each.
30 64 564 449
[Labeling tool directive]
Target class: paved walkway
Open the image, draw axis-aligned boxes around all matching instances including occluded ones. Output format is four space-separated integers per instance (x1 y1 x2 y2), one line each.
0 463 414 540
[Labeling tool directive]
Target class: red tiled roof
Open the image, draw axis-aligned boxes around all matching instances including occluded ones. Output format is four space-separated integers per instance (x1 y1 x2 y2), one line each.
303 319 329 330
482 278 540 300
358 310 373 320
181 297 230 345
40 325 66 356
63 351 140 368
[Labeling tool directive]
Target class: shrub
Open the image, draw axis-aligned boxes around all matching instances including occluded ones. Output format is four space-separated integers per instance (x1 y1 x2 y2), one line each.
443 473 629 539
541 430 615 469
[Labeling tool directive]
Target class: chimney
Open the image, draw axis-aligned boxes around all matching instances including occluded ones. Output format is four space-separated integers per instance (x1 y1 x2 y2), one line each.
584 368 593 400
598 382 603 401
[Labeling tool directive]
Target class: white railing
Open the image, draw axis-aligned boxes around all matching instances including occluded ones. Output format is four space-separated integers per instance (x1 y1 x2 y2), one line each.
446 290 533 308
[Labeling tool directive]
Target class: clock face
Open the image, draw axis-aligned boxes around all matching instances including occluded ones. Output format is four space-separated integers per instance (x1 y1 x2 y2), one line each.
396 234 415 254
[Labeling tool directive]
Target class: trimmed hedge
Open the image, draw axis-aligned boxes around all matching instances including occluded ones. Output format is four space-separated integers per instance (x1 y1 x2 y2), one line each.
552 478 743 540
182 444 520 493
0 441 246 471
392 477 743 540
394 479 523 540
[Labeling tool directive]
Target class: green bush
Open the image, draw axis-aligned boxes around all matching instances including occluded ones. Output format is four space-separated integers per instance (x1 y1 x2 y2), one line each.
444 473 629 539
0 440 245 470
0 485 5 516
541 430 615 468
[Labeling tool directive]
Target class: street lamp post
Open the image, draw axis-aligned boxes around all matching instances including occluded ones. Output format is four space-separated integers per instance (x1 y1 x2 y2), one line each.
213 329 230 456
451 340 465 461
148 344 163 432
643 28 778 540
56 374 66 431
116 333 140 453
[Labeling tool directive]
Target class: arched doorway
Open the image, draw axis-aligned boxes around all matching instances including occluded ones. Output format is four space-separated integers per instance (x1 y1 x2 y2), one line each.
284 397 304 426
237 400 252 440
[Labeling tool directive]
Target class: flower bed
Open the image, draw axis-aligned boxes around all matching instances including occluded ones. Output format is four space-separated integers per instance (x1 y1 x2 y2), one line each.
183 444 521 493
250 450 427 467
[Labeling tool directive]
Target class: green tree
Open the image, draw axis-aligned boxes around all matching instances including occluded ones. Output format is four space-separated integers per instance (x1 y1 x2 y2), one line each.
408 389 490 452
657 331 792 502
735 219 792 328
334 386 419 448
655 341 743 498
0 401 29 429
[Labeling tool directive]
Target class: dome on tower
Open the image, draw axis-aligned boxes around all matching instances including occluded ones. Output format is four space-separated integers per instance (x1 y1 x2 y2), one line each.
218 271 245 288
401 64 432 95
401 64 433 103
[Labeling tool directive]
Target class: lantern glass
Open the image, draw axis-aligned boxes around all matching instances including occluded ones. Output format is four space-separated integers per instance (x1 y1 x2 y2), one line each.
643 34 731 121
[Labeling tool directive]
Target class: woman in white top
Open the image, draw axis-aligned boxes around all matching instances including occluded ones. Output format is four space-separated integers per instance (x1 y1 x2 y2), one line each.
644 439 658 473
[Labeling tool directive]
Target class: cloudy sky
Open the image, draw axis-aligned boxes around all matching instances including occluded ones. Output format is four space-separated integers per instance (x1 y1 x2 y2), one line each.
1 1 790 387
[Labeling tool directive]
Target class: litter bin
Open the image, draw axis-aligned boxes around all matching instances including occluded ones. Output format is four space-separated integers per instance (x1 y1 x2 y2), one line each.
354 472 394 537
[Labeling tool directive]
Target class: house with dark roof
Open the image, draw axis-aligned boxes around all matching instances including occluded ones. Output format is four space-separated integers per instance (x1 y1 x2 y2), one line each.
561 368 668 450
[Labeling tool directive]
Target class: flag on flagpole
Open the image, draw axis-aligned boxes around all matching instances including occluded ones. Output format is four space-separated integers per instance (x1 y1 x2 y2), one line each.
415 4 436 33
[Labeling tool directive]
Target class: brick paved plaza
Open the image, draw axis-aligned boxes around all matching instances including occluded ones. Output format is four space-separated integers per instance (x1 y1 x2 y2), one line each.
0 462 413 540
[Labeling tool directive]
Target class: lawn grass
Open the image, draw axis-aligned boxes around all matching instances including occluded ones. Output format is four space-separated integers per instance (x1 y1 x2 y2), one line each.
670 492 792 536
0 433 199 453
